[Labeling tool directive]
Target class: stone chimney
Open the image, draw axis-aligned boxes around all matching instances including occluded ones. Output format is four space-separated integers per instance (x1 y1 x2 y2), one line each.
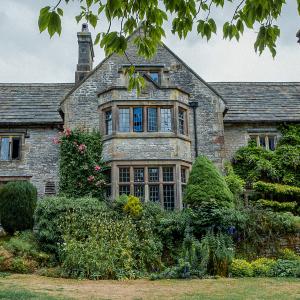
75 23 94 83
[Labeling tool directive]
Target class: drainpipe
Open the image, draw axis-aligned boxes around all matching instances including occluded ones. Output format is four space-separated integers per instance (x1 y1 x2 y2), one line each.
189 101 199 158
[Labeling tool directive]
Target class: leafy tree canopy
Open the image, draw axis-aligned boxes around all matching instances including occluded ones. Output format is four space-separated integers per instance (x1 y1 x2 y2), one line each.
39 0 300 61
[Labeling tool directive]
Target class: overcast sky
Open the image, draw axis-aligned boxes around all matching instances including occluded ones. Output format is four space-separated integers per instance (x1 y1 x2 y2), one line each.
0 0 299 83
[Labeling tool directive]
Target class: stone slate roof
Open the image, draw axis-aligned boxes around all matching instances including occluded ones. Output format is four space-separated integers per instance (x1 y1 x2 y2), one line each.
209 82 300 123
0 83 73 125
1 82 299 125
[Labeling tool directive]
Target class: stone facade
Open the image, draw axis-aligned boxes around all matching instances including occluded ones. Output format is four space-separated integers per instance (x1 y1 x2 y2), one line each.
0 127 60 196
0 26 299 208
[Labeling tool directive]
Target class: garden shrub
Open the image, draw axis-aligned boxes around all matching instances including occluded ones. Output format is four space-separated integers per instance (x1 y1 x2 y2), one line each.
251 258 276 277
0 181 37 234
253 181 300 199
34 196 110 253
184 156 233 208
123 195 143 218
224 162 245 203
278 248 300 261
269 259 300 277
57 128 107 198
230 259 253 277
0 231 50 274
59 205 163 279
256 199 297 212
199 231 234 276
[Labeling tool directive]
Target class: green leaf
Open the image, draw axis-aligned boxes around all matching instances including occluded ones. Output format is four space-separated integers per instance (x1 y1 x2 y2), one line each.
57 8 64 17
38 6 51 33
47 11 62 37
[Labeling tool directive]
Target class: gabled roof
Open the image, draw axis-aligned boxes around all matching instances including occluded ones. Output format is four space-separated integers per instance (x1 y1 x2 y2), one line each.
61 31 225 106
210 82 300 123
0 83 73 125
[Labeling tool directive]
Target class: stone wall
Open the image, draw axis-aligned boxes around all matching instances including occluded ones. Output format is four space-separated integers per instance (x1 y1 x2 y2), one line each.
62 36 226 167
0 127 60 196
224 123 281 159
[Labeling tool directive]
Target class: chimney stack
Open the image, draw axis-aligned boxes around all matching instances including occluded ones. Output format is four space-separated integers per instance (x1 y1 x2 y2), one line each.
75 23 94 83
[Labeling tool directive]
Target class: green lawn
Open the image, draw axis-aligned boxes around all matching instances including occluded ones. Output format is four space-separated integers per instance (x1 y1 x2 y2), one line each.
0 274 299 300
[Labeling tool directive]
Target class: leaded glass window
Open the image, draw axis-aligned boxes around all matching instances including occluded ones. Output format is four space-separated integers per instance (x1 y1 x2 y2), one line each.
147 108 158 132
133 107 143 132
119 108 130 132
149 185 160 202
163 184 175 210
105 110 112 135
0 136 21 161
134 184 144 201
163 167 174 182
119 185 130 196
148 167 159 182
178 109 185 135
160 108 172 132
134 168 144 182
119 167 130 183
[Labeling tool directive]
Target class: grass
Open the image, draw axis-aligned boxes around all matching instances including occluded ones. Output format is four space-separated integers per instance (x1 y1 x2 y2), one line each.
0 274 299 300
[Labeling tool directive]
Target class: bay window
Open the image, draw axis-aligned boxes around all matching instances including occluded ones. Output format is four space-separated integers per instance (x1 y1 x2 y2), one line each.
178 108 186 135
105 110 112 135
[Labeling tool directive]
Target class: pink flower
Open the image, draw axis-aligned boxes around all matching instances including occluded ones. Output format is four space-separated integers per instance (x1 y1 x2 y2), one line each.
87 175 95 182
78 144 86 154
64 128 71 137
52 137 61 144
94 165 101 171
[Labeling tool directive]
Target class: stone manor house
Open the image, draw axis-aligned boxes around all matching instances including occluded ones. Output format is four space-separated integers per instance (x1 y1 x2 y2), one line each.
1 25 299 210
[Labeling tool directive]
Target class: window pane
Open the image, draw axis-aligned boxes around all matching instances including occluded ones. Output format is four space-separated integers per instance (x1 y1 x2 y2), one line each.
160 108 172 132
105 111 112 135
119 167 130 183
119 185 130 196
134 185 144 201
147 108 158 132
163 184 175 210
178 109 185 135
148 167 159 182
181 167 186 183
259 136 266 148
163 167 174 182
119 108 130 132
0 137 10 161
149 185 160 202
12 137 20 160
150 72 159 83
133 107 143 132
134 168 144 182
269 136 275 151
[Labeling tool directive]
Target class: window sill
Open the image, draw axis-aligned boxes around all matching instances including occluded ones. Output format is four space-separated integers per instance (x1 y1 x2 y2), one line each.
103 132 191 142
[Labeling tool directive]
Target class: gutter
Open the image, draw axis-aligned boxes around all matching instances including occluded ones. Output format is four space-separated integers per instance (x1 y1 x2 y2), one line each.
189 101 199 157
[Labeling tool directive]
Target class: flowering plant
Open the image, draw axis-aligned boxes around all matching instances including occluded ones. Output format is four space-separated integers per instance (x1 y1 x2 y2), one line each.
58 128 107 198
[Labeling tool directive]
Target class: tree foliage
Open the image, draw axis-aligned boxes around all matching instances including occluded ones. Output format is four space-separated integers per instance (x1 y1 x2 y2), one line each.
38 0 299 61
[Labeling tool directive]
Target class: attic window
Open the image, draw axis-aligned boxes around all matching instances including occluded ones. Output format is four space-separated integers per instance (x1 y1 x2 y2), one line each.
149 72 159 83
45 181 56 195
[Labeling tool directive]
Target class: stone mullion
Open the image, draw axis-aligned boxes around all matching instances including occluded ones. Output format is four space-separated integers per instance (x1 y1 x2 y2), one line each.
143 107 147 132
144 166 149 202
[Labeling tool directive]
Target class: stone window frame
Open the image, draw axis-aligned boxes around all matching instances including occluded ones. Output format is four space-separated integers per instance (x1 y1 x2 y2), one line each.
117 165 176 207
100 102 190 139
249 133 277 151
178 108 187 135
0 134 23 162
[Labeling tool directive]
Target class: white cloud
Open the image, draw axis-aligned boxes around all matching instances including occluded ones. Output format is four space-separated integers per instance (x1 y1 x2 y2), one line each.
0 0 299 83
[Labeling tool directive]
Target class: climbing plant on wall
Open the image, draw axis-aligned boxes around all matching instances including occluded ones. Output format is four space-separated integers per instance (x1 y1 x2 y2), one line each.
55 128 107 198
